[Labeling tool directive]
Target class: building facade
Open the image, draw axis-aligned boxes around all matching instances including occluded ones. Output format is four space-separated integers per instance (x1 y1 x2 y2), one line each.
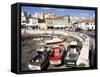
53 15 70 29
21 12 72 30
26 16 38 29
21 12 27 28
38 23 47 30
78 19 95 30
45 18 54 29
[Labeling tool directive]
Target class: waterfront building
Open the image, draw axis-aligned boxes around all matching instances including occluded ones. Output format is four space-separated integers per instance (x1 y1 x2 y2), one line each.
52 15 70 29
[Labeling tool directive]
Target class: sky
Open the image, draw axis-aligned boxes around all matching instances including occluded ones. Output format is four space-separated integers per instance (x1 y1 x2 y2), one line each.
21 6 95 19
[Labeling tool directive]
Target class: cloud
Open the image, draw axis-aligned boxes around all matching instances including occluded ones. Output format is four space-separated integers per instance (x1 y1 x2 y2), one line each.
80 13 89 16
81 17 86 19
93 14 95 17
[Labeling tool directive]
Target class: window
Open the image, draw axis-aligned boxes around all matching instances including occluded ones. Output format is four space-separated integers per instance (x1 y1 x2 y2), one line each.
22 21 26 23
85 22 89 25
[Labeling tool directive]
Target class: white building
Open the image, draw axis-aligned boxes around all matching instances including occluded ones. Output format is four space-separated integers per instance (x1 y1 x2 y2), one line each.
26 17 38 29
34 12 44 19
78 19 95 30
38 23 47 30
21 12 27 27
44 13 55 19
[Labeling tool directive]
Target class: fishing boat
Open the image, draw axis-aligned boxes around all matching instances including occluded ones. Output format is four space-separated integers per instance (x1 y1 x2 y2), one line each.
28 47 49 70
64 41 80 67
49 45 65 65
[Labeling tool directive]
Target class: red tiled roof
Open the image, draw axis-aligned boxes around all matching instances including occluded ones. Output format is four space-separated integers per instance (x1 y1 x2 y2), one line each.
54 16 64 19
79 18 95 23
72 18 95 24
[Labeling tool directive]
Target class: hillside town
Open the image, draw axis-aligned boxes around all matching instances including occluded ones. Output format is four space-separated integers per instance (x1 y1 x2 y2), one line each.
21 11 95 31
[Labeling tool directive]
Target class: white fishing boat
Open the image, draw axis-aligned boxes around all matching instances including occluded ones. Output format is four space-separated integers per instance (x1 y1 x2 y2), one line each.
45 36 63 44
28 47 49 70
